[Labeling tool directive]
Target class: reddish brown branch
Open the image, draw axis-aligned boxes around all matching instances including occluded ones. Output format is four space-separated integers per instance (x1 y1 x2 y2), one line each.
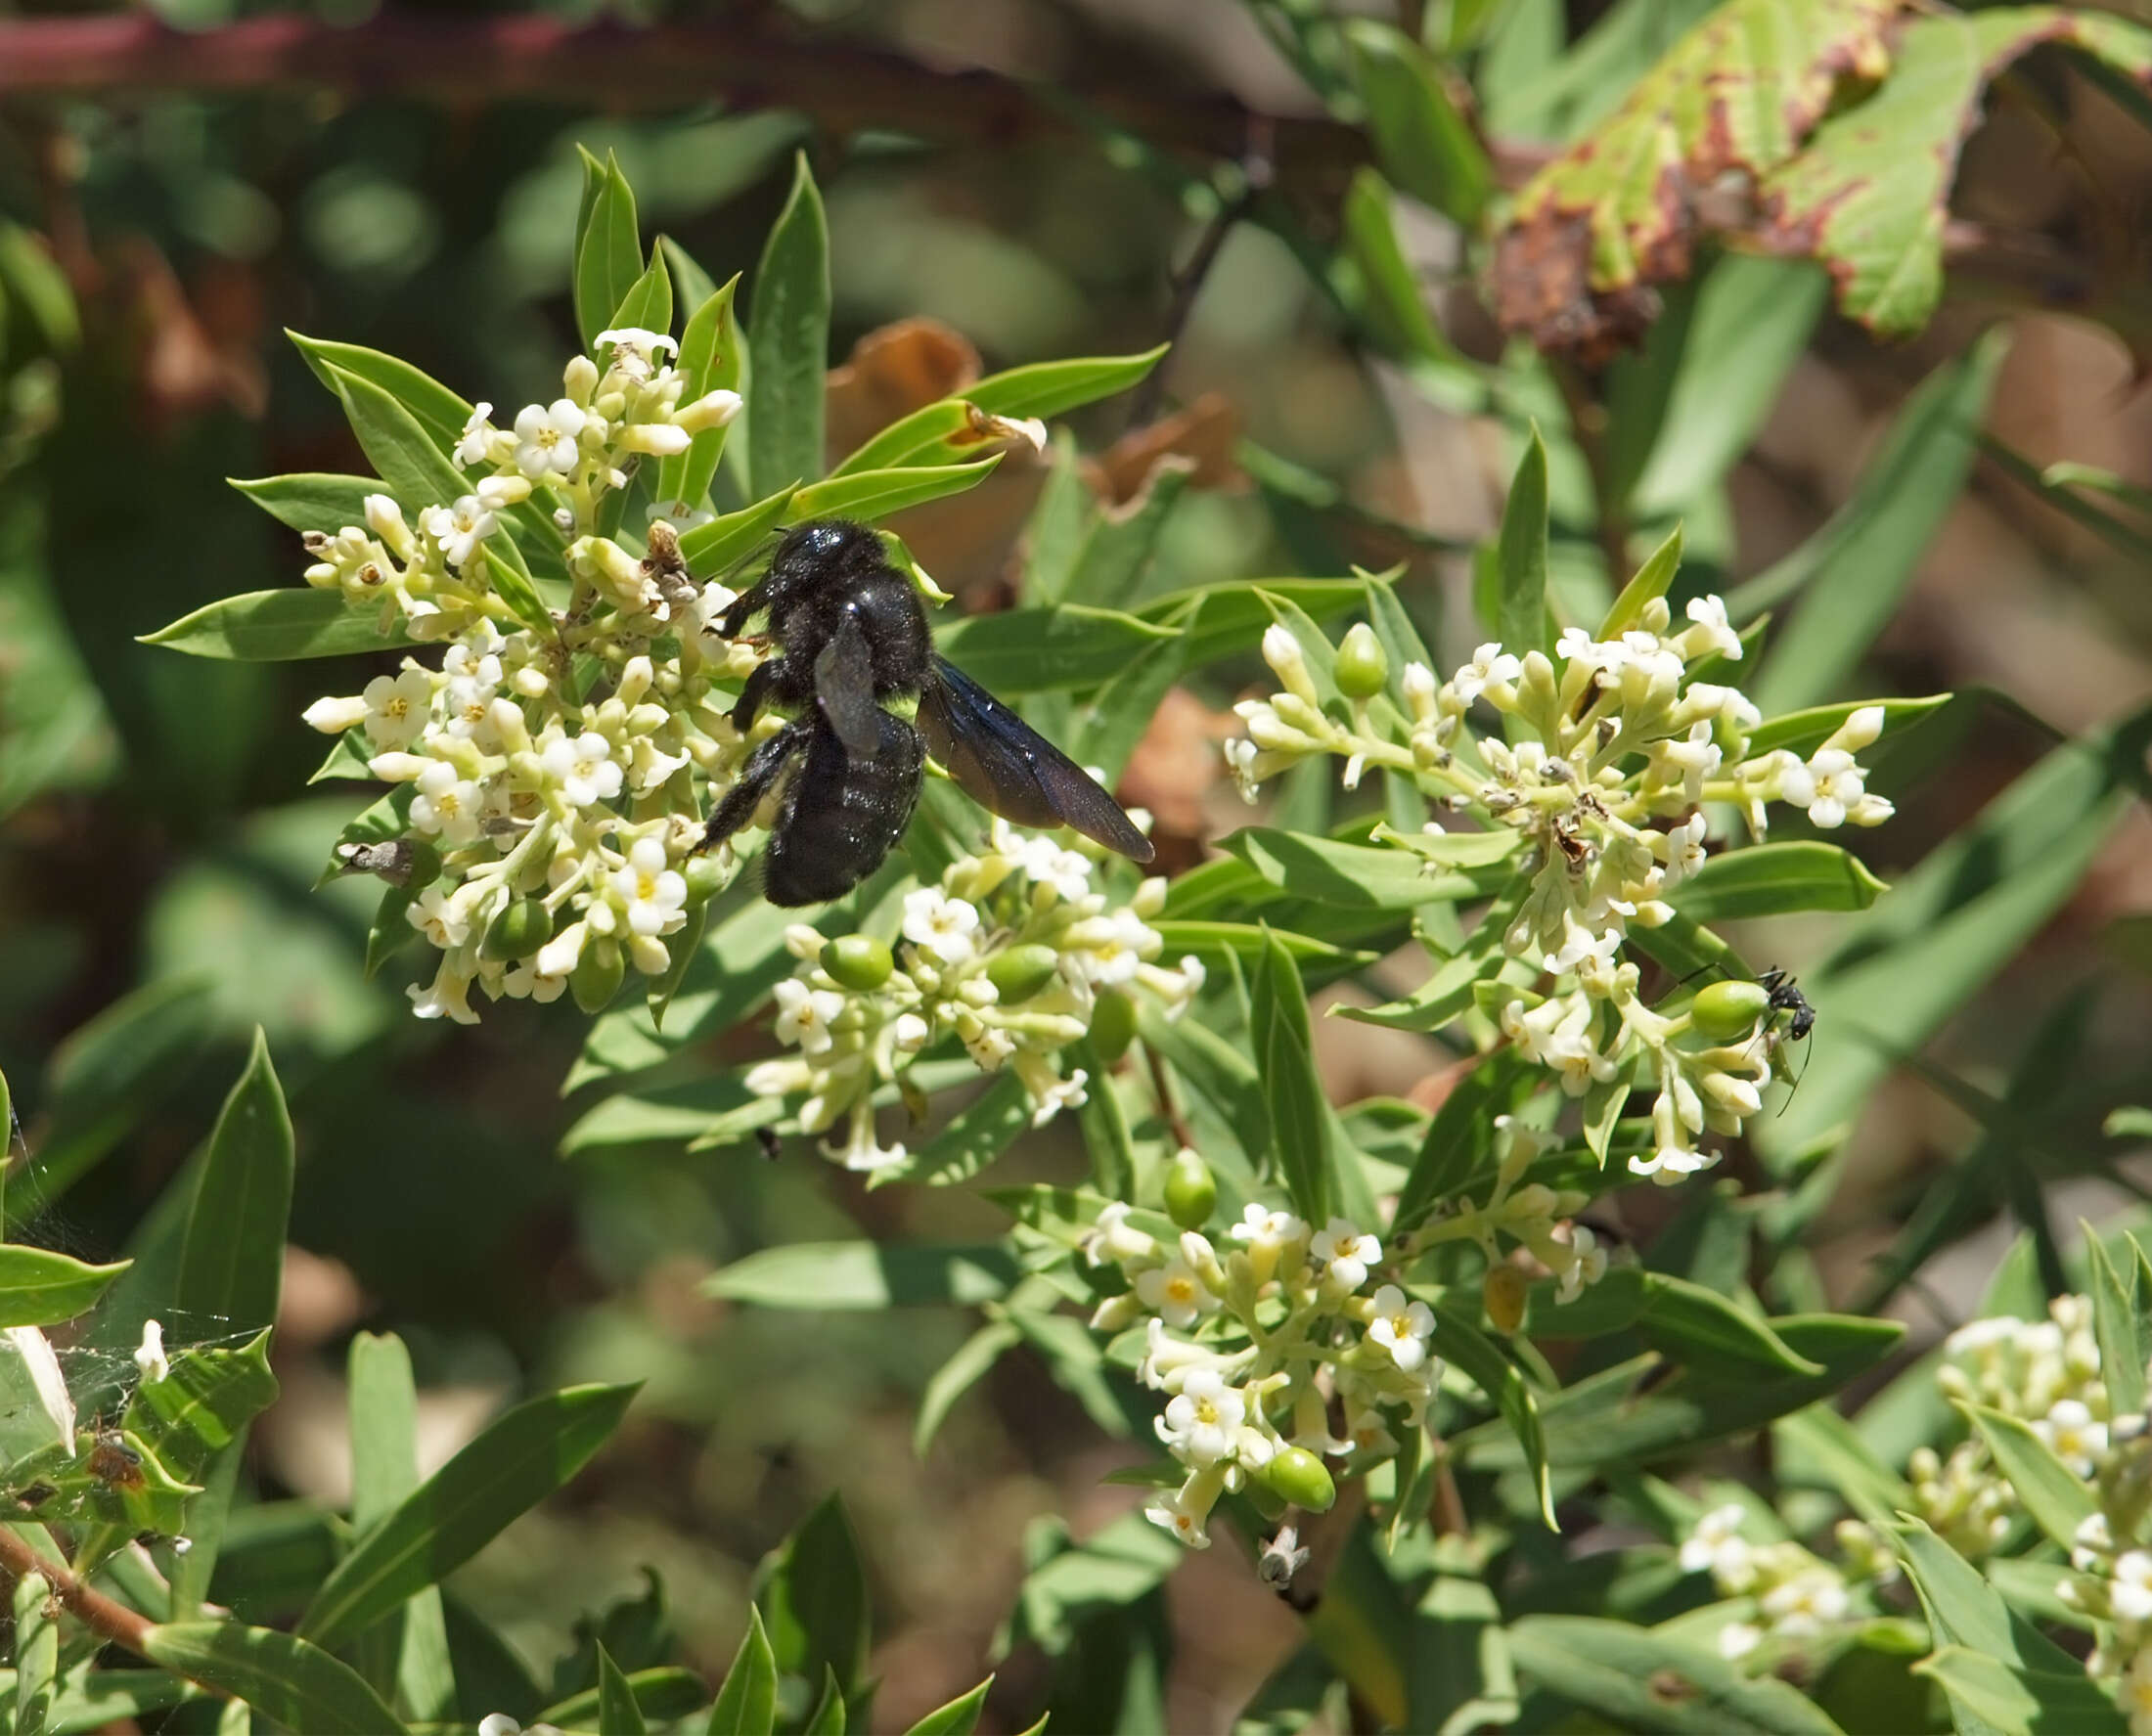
0 12 1369 200
0 1522 157 1662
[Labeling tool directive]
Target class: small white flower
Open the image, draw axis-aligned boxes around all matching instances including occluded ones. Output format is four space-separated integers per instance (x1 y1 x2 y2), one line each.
455 402 496 467
1310 1218 1380 1294
361 668 433 749
902 888 982 966
1628 1144 1717 1185
1760 1568 1847 1635
891 1012 931 1052
1716 1622 1762 1660
1158 1368 1245 1466
1143 1484 1212 1549
513 398 586 479
772 978 845 1055
1085 1202 1158 1269
1020 835 1093 902
301 692 370 734
1452 643 1522 704
1680 1503 1755 1588
1365 1283 1436 1373
407 961 479 1025
134 1319 169 1385
410 760 483 846
540 732 623 809
1661 812 1709 889
1555 1224 1607 1303
2035 1398 2108 1476
610 837 687 938
1778 747 1865 829
2114 1551 2152 1625
596 327 679 371
406 884 471 949
1684 595 1742 660
2124 1647 2152 1731
1029 1068 1089 1127
420 493 498 569
1232 1203 1307 1252
1135 1253 1219 1330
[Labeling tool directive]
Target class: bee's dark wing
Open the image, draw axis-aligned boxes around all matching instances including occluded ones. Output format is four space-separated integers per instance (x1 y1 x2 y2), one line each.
917 658 1155 863
813 611 883 760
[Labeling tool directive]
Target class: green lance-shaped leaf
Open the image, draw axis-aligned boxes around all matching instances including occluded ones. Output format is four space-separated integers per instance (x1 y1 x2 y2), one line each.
290 334 476 450
348 1331 456 1722
143 1622 408 1735
704 1242 1020 1310
1915 1648 2127 1736
1338 166 1467 368
1746 333 2004 712
0 1248 128 1328
707 1605 780 1736
656 267 742 510
803 1665 848 1735
916 1319 1023 1457
606 242 673 345
297 1381 639 1650
1670 841 1887 921
125 1329 280 1485
932 602 1177 694
678 486 799 576
1960 1402 2096 1550
142 589 417 662
1345 21 1492 224
1392 1048 1536 1237
537 1668 708 1731
1250 926 1332 1224
1744 693 1953 759
596 1643 649 1736
1496 426 1550 662
902 1676 993 1736
747 153 830 501
178 1029 292 1334
231 472 387 536
1430 1305 1554 1529
1505 1616 1847 1735
760 1493 871 1705
1596 522 1683 641
574 149 645 353
14 1571 55 1736
787 458 1001 525
2086 1228 2147 1417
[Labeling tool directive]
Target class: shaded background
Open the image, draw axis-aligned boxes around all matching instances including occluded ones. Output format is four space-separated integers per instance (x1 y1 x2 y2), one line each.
2 0 2150 1727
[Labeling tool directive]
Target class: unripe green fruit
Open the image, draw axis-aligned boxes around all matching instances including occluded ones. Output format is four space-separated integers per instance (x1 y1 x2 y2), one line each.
681 855 729 906
822 935 895 992
1163 1150 1218 1230
1089 987 1138 1063
1334 622 1389 700
1483 1264 1528 1334
481 897 553 961
571 939 626 1013
987 944 1060 1004
1262 1447 1337 1513
1691 979 1771 1043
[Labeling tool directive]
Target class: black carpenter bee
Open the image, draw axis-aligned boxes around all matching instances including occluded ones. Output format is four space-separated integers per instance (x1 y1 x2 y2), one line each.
698 518 1154 906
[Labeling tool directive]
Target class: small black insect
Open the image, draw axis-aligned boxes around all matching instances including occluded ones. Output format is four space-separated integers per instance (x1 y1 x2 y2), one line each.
698 519 1154 906
1760 966 1816 1043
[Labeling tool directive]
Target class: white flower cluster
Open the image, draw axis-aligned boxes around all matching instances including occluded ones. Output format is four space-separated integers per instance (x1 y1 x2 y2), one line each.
1395 1115 1609 1302
1678 1503 1886 1663
1226 599 1896 1184
299 333 768 1021
1087 1196 1453 1550
744 823 1203 1176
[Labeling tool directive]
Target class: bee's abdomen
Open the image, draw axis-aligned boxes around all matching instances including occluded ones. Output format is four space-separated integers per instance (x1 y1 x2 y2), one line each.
762 713 924 906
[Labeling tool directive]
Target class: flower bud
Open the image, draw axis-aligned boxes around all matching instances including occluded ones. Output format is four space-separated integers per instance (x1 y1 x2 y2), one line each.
1089 987 1138 1063
302 693 370 734
1163 1149 1218 1231
673 388 743 433
1261 1447 1337 1514
822 935 896 992
1334 623 1388 700
1483 1264 1529 1334
1690 979 1770 1043
570 938 625 1013
986 944 1060 1004
481 897 553 961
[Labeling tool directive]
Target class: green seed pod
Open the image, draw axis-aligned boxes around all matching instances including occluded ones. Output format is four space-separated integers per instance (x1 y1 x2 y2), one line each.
570 939 626 1013
1483 1264 1529 1335
1334 622 1389 700
480 897 553 962
1691 978 1771 1043
822 935 895 993
1163 1149 1218 1231
681 854 730 907
1262 1446 1337 1514
987 943 1060 1004
1089 987 1138 1063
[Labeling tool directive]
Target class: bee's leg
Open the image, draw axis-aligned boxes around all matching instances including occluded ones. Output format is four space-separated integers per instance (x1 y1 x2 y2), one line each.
726 658 789 734
700 719 807 853
714 580 771 640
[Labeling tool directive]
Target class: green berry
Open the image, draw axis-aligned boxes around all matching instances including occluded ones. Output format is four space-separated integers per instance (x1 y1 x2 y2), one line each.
480 897 553 962
1334 622 1389 700
1089 987 1138 1063
1691 979 1771 1043
1262 1447 1337 1513
1163 1150 1218 1230
822 935 895 992
570 939 626 1013
986 944 1060 1004
681 855 729 906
